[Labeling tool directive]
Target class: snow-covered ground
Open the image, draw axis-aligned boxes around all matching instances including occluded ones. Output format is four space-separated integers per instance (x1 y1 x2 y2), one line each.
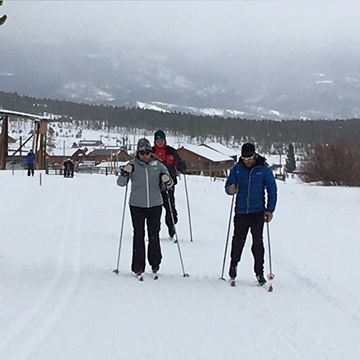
1 171 360 360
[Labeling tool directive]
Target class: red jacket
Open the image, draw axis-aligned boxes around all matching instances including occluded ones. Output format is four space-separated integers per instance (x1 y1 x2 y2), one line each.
152 144 186 185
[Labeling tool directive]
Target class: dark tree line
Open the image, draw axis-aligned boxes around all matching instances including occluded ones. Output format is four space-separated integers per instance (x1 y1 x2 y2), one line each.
1 91 360 152
285 143 296 173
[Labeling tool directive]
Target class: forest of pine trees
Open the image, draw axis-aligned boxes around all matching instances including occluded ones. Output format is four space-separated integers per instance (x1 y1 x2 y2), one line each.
2 91 360 154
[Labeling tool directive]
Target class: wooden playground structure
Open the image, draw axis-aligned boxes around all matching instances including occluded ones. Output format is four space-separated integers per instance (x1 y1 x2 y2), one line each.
0 109 50 170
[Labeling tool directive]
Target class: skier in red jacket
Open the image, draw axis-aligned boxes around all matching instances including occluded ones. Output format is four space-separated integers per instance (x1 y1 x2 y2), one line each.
152 130 186 238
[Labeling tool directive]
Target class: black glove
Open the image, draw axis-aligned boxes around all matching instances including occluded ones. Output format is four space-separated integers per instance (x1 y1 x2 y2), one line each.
120 164 134 176
226 184 238 195
264 211 273 223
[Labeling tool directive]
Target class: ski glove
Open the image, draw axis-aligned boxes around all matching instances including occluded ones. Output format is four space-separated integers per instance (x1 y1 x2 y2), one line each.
161 174 171 183
160 173 173 191
264 211 273 223
227 183 238 195
120 164 134 176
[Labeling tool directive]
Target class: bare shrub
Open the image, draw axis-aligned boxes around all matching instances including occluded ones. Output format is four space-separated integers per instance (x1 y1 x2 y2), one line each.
300 140 360 186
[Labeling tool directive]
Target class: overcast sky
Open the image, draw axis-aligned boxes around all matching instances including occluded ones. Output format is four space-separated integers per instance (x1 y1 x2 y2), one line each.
2 0 360 115
3 0 360 56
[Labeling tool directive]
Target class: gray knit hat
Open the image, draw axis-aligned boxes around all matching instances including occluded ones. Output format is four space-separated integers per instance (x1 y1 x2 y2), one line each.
137 138 152 153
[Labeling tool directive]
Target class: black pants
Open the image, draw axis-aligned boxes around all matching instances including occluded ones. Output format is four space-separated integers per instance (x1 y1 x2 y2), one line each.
161 188 178 230
230 212 265 276
27 165 34 176
64 166 74 177
129 205 162 273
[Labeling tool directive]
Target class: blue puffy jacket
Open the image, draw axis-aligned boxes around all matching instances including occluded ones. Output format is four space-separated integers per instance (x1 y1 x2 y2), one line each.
25 152 36 166
225 156 277 214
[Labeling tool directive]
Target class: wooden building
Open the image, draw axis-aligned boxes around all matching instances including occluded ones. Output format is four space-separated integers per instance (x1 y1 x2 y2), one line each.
78 140 104 147
86 148 132 164
177 144 235 177
48 148 88 166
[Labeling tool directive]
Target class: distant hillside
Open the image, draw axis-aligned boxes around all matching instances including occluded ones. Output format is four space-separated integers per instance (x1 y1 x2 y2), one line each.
1 91 360 150
2 37 360 119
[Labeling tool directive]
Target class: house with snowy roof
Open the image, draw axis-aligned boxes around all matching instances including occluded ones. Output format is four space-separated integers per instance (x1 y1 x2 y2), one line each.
47 147 88 165
177 144 235 177
78 139 104 147
200 142 239 162
87 147 132 164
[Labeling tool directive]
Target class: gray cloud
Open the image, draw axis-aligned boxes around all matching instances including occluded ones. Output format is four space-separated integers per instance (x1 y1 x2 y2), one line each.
4 1 360 52
2 1 360 118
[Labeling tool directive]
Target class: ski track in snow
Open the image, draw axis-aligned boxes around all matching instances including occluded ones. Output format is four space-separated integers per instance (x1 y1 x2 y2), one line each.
278 258 360 325
0 197 82 360
1 173 360 360
203 278 316 360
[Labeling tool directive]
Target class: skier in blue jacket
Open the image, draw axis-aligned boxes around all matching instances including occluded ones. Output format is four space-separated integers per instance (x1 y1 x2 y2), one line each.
25 149 36 176
225 143 277 285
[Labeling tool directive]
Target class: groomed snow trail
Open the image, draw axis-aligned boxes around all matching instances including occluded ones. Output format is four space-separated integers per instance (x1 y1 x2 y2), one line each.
1 171 359 360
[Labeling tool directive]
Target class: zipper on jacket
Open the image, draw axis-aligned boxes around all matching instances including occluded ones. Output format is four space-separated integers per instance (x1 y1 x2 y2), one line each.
246 166 257 213
145 167 150 207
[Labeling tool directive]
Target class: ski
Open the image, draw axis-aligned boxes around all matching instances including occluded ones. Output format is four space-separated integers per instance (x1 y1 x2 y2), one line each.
135 273 144 281
0 14 6 26
152 268 159 279
258 282 273 292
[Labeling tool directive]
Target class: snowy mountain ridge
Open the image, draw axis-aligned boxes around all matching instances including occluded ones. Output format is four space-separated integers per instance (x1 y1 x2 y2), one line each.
136 100 248 118
2 37 360 119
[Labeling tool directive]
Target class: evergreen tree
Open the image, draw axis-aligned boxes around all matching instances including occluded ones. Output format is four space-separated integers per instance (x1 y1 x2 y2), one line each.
285 143 296 173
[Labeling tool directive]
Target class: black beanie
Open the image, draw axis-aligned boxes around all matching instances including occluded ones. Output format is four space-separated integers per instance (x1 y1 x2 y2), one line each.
154 129 166 141
241 143 255 157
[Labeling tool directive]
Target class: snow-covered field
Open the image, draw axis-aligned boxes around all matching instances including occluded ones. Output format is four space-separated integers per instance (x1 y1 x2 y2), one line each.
1 171 360 360
8 119 287 167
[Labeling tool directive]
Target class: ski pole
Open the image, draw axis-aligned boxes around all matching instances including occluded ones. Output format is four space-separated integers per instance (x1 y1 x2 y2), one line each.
113 182 129 274
166 190 190 277
183 174 193 242
220 194 235 280
266 221 275 292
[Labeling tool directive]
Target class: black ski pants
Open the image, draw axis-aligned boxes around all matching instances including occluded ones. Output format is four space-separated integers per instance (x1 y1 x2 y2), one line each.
230 212 265 276
161 188 178 229
64 166 74 178
129 205 162 274
27 165 34 176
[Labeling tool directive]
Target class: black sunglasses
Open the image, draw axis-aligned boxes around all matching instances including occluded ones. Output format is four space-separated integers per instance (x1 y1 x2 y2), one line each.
139 150 151 155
